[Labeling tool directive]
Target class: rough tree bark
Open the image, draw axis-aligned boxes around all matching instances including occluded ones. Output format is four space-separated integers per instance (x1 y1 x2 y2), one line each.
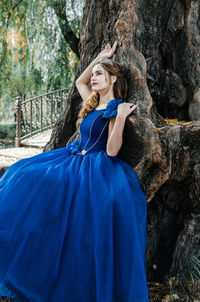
44 0 200 284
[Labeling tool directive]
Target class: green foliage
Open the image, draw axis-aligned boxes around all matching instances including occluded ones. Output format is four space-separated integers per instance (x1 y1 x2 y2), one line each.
0 0 83 122
0 123 16 140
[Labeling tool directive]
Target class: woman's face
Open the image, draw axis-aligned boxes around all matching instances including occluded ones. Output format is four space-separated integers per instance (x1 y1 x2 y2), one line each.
90 64 112 92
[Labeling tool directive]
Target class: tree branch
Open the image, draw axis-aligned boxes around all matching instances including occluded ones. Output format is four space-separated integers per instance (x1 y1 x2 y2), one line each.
48 2 80 58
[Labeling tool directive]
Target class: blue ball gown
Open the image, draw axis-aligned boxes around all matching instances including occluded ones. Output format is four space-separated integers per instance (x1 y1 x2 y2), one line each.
0 98 149 302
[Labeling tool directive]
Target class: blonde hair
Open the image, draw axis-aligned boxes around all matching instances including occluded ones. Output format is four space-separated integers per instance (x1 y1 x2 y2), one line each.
76 58 128 128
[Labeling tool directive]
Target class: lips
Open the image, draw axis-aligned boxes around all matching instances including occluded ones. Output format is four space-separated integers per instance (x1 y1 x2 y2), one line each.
91 83 97 86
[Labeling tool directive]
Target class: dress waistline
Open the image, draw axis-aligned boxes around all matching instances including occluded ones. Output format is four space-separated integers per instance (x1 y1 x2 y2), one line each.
71 148 107 156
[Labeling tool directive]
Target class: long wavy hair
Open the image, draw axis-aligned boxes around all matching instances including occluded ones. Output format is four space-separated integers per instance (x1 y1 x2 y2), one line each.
76 58 128 128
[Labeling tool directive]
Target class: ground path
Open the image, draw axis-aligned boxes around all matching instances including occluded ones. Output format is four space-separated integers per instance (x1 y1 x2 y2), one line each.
0 129 52 167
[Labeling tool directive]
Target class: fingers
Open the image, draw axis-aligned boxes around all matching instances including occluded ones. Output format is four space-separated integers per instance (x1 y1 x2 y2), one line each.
112 41 117 52
130 105 138 114
100 41 117 59
105 41 117 52
126 103 138 114
117 103 138 118
119 103 138 112
132 104 138 109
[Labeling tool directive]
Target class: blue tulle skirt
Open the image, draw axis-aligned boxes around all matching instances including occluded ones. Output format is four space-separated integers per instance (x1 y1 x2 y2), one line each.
0 145 149 302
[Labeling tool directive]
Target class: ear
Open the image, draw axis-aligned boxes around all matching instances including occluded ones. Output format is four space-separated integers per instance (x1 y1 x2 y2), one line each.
111 75 117 84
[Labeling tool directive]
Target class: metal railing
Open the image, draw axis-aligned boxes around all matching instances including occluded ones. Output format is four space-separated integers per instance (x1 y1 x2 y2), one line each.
15 88 69 147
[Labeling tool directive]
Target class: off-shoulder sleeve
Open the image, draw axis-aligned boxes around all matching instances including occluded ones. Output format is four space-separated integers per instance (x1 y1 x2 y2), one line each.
102 99 124 119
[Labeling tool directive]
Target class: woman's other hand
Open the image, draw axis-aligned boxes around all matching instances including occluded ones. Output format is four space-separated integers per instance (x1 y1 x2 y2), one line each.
117 103 138 119
97 41 118 60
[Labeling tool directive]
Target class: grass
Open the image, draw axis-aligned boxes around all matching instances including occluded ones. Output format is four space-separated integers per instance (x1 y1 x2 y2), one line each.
0 123 16 140
0 123 15 149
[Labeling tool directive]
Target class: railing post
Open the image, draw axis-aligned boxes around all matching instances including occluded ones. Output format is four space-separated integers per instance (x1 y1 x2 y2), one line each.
30 100 33 137
50 94 53 126
40 96 43 131
59 91 63 112
15 96 21 148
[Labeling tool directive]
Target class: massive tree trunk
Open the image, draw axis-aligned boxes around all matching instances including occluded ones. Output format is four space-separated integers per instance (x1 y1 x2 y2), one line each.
44 0 200 293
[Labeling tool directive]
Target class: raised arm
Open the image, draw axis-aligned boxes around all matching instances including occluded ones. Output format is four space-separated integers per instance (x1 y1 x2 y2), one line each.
75 42 118 101
75 57 101 101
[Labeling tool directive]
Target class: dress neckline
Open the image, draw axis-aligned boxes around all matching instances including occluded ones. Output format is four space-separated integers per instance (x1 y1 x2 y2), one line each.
95 108 107 111
94 98 122 111
95 101 110 111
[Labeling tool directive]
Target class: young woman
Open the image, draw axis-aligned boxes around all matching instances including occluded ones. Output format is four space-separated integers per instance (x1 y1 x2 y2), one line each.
0 42 149 302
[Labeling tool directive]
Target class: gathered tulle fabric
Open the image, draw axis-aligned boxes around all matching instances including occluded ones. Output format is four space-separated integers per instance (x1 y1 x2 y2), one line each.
0 99 149 302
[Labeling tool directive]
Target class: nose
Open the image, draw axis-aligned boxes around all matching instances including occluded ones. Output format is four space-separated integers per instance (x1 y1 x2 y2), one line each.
91 74 96 81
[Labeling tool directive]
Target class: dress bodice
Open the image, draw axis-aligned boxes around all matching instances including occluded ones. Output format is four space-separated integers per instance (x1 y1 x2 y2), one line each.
78 109 108 154
68 98 124 155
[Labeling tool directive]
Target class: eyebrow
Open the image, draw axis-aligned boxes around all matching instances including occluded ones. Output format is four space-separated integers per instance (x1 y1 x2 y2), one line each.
91 70 103 75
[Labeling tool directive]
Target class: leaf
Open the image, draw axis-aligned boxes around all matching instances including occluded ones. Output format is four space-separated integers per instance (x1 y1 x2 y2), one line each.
157 127 165 131
159 117 193 126
165 118 178 124
179 121 192 125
